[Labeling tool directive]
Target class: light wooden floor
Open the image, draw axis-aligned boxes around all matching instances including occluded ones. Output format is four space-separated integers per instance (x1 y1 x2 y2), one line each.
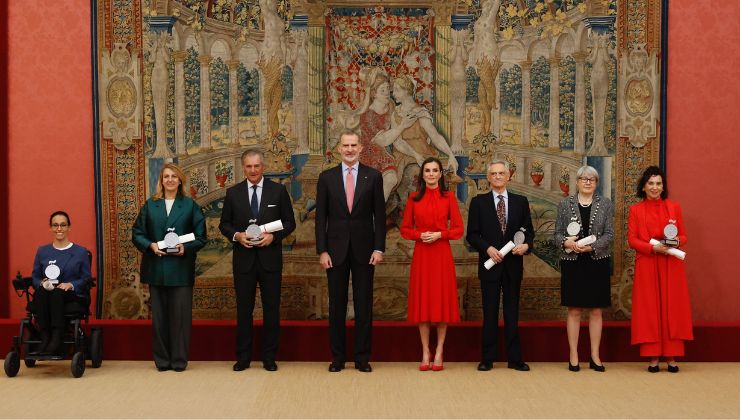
2 361 740 419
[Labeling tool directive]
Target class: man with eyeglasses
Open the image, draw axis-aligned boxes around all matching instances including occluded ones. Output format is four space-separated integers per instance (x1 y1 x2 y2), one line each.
466 160 534 372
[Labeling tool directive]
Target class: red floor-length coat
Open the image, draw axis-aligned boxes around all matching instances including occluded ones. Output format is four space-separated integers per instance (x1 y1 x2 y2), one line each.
400 187 463 323
628 199 693 347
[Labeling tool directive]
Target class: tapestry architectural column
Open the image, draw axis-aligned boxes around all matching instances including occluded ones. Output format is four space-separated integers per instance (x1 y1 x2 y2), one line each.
520 60 532 146
173 50 187 157
291 28 310 154
574 51 586 154
548 56 560 150
228 59 239 146
306 5 325 155
199 55 213 151
433 1 453 149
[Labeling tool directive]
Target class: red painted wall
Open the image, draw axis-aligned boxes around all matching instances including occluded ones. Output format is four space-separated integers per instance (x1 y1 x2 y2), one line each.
666 1 740 321
5 0 96 318
3 1 740 320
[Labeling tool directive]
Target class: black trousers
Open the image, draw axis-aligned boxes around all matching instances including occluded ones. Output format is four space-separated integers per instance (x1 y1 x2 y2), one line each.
149 285 192 370
34 288 82 330
234 258 281 363
480 270 523 363
327 245 374 364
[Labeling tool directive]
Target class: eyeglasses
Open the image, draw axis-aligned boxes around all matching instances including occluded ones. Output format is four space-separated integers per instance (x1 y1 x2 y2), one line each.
578 177 596 184
51 223 69 230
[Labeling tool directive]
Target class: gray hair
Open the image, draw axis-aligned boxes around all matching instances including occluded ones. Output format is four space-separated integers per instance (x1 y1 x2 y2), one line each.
241 148 265 163
488 159 510 172
576 165 599 183
338 129 360 142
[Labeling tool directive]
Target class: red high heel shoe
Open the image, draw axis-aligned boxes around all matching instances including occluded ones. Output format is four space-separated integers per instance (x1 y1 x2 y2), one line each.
419 362 431 371
432 358 444 372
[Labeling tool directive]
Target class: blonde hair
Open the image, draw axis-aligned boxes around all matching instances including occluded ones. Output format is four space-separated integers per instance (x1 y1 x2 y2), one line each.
153 163 188 200
369 73 390 101
393 75 416 98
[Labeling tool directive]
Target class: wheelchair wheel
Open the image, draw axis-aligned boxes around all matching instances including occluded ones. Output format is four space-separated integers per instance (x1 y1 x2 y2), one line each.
89 328 103 368
71 352 85 378
24 359 36 368
4 351 20 377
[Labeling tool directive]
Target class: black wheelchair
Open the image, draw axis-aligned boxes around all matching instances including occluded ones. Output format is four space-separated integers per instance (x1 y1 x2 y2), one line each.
4 270 103 378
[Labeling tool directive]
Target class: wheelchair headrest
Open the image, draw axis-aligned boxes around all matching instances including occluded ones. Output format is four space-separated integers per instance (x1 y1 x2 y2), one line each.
12 273 32 291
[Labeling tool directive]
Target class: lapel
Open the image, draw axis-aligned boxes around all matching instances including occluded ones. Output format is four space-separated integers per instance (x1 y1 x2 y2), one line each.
486 192 504 234
257 179 273 220
166 195 185 227
333 165 350 215
352 164 369 210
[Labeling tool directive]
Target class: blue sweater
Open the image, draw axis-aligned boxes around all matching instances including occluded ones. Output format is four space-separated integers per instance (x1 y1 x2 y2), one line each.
31 244 91 298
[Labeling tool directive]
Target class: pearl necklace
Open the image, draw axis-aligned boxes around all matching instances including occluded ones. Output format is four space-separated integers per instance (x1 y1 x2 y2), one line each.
577 194 593 207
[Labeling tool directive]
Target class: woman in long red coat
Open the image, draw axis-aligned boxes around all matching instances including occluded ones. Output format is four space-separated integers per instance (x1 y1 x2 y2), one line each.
628 166 693 373
400 157 463 371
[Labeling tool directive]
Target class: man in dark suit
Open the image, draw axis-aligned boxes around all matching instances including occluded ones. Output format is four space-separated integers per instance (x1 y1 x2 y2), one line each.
315 130 386 373
466 159 534 372
219 148 296 372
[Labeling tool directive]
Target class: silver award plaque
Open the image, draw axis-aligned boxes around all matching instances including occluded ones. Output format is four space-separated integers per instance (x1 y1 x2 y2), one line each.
566 221 581 236
44 261 60 284
245 219 263 243
513 231 525 246
663 221 679 246
164 228 180 254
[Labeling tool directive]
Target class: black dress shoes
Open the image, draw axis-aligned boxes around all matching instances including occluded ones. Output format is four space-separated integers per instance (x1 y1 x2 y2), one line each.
667 364 679 373
354 362 372 373
233 360 251 371
477 361 493 371
328 361 344 372
156 366 172 372
173 367 186 372
647 364 660 373
263 361 278 371
589 357 606 372
507 361 530 371
568 362 580 372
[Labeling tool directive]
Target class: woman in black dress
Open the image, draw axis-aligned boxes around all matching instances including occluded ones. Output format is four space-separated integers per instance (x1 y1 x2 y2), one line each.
554 165 613 372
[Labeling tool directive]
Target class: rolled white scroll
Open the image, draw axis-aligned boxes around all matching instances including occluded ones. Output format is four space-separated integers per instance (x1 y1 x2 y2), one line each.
157 233 196 250
484 241 516 270
259 220 284 234
649 238 686 260
565 235 597 254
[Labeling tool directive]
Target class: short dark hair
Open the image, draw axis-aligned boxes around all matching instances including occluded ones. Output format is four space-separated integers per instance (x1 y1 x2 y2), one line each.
636 165 668 199
49 210 71 226
338 129 359 142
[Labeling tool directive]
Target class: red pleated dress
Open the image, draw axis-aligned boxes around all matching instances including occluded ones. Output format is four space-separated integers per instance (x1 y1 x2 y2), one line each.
400 187 463 323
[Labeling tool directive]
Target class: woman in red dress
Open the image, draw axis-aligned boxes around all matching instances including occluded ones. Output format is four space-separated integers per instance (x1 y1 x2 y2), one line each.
628 166 693 373
400 157 463 371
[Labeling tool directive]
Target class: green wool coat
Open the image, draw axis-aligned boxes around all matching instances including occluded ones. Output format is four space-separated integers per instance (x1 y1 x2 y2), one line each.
132 195 207 287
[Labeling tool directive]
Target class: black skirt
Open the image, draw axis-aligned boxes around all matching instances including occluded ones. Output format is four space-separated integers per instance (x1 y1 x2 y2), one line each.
560 255 611 308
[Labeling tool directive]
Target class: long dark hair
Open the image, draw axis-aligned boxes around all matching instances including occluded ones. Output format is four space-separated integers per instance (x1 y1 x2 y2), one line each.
636 165 668 199
413 157 447 202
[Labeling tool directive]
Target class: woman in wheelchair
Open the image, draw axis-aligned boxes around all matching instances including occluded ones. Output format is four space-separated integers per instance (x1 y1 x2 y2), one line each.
30 211 91 355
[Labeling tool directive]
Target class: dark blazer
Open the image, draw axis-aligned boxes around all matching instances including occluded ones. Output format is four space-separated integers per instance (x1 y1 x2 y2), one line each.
219 178 296 273
132 195 207 287
466 191 534 279
315 163 385 265
554 194 613 261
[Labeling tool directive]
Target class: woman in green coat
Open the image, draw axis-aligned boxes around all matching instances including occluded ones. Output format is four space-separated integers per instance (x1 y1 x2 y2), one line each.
132 163 206 372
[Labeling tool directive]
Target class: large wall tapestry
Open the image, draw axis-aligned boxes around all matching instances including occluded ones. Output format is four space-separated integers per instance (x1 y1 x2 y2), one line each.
94 0 665 321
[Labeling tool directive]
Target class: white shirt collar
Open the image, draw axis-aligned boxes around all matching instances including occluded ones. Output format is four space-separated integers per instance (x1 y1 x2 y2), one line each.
248 177 264 189
342 162 359 172
492 189 508 199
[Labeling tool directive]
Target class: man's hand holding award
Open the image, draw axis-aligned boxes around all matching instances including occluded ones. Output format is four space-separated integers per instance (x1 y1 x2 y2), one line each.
484 228 526 270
